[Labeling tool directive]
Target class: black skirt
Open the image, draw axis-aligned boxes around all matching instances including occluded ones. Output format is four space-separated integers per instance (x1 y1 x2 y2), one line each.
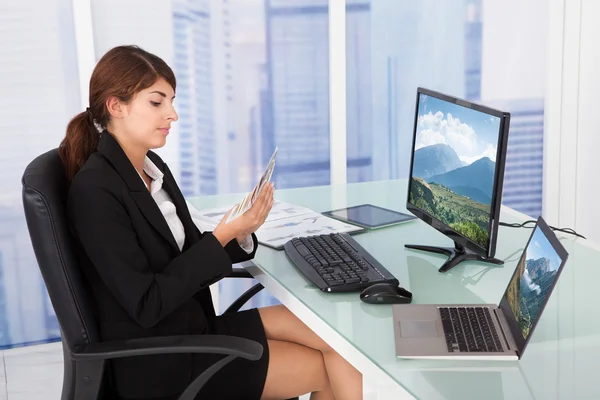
117 308 269 400
192 308 270 400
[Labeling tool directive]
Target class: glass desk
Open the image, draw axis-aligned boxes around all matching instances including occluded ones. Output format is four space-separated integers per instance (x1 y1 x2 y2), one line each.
188 179 600 400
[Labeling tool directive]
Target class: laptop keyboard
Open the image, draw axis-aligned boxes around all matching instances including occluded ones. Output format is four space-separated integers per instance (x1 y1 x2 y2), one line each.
439 307 504 353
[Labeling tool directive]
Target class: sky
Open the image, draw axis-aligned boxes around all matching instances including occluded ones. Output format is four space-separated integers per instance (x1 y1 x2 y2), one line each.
415 93 502 165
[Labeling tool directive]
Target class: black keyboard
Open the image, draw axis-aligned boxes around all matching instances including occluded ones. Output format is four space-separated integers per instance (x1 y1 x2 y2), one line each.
439 307 504 353
283 233 399 292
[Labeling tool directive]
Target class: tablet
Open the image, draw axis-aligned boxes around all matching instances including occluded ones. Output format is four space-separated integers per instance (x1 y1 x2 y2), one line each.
321 204 417 229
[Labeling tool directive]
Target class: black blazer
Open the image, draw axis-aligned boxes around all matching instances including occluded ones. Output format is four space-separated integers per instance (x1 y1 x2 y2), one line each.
66 132 257 398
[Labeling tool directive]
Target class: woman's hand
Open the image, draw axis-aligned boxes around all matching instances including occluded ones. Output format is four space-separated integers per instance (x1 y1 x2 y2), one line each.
212 208 235 247
212 183 275 247
232 182 275 241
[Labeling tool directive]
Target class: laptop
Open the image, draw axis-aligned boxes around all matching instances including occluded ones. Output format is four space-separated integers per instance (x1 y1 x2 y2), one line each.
393 216 569 360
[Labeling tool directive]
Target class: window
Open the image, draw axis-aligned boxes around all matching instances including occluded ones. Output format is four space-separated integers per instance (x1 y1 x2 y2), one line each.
346 0 548 218
0 0 80 348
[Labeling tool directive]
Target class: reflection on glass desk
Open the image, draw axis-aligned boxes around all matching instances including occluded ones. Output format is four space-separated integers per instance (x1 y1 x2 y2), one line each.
188 179 600 400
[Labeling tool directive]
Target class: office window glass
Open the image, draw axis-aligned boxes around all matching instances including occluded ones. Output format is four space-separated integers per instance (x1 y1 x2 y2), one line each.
346 0 547 218
174 0 331 199
173 0 331 311
0 0 80 348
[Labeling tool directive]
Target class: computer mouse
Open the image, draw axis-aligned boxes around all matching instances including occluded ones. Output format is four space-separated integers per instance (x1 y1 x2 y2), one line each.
359 283 413 304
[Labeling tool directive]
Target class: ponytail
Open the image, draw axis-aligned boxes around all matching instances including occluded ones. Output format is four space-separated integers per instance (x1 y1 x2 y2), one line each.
58 110 100 182
58 45 177 182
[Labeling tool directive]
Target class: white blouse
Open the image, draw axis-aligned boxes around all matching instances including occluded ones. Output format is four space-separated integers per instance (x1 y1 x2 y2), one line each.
138 156 254 253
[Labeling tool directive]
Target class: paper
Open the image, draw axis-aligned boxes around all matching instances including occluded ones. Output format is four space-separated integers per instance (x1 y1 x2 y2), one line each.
192 200 363 249
256 210 363 248
226 147 278 224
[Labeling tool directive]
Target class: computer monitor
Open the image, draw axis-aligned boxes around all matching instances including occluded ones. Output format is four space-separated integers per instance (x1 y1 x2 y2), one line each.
405 87 510 273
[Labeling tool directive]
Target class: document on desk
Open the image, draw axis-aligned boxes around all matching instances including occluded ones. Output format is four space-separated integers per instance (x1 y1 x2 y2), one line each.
189 200 364 250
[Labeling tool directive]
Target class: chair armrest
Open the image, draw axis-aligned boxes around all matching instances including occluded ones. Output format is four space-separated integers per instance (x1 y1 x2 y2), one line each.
71 334 262 361
224 283 265 314
227 267 254 279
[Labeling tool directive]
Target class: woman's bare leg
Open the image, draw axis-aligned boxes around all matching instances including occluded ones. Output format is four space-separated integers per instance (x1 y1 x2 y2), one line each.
259 305 362 400
260 339 334 400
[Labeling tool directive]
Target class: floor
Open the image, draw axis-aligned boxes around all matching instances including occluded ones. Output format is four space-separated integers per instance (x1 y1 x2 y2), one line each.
0 341 63 400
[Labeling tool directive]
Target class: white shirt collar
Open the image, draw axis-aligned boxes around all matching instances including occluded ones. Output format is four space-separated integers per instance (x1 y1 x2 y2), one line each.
137 156 164 195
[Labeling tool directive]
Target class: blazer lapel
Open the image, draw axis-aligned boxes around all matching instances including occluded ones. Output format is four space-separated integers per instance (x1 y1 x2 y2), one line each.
129 192 180 251
97 132 180 252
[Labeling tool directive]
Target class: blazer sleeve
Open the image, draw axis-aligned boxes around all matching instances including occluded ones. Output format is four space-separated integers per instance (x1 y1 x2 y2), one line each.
67 173 233 329
184 198 258 263
223 233 258 263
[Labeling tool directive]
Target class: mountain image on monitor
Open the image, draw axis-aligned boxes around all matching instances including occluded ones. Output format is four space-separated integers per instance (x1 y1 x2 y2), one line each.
516 257 557 337
507 253 560 340
412 143 465 180
505 226 562 339
409 94 501 248
409 145 496 248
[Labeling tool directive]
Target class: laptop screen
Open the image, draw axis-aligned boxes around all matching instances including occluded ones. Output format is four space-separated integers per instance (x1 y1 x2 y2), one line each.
503 221 567 342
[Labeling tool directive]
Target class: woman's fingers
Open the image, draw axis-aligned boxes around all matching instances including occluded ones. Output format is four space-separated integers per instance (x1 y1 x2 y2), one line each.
252 184 270 211
255 184 272 213
244 183 274 230
261 184 274 218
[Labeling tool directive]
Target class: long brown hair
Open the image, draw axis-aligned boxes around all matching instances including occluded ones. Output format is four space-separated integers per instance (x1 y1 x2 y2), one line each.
58 45 176 181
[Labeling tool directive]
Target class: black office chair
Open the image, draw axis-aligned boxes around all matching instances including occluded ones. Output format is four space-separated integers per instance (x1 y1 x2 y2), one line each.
21 149 296 400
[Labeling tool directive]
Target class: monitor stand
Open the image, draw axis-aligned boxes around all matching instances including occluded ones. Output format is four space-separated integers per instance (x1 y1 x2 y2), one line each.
405 243 503 273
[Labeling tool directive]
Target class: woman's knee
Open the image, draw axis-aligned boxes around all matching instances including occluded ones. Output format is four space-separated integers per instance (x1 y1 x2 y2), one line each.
260 304 334 354
261 339 329 399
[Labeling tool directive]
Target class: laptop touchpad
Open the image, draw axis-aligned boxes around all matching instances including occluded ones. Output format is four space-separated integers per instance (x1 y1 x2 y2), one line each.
400 320 439 338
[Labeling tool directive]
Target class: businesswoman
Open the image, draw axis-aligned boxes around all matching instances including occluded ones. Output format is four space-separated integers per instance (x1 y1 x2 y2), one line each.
59 45 361 400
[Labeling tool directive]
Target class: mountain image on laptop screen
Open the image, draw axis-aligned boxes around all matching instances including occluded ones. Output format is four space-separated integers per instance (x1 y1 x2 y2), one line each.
409 93 501 248
505 226 562 339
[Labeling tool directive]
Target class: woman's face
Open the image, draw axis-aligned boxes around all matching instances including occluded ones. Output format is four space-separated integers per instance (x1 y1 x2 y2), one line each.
112 78 178 150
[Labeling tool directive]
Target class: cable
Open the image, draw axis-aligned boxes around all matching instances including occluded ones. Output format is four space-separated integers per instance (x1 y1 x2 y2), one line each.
499 220 586 240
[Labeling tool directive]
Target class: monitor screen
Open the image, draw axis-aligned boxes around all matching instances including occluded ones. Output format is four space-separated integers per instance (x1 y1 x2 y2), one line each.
505 225 564 340
408 91 504 251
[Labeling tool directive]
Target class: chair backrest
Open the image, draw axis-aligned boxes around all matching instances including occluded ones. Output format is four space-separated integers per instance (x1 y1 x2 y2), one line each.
21 149 100 348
